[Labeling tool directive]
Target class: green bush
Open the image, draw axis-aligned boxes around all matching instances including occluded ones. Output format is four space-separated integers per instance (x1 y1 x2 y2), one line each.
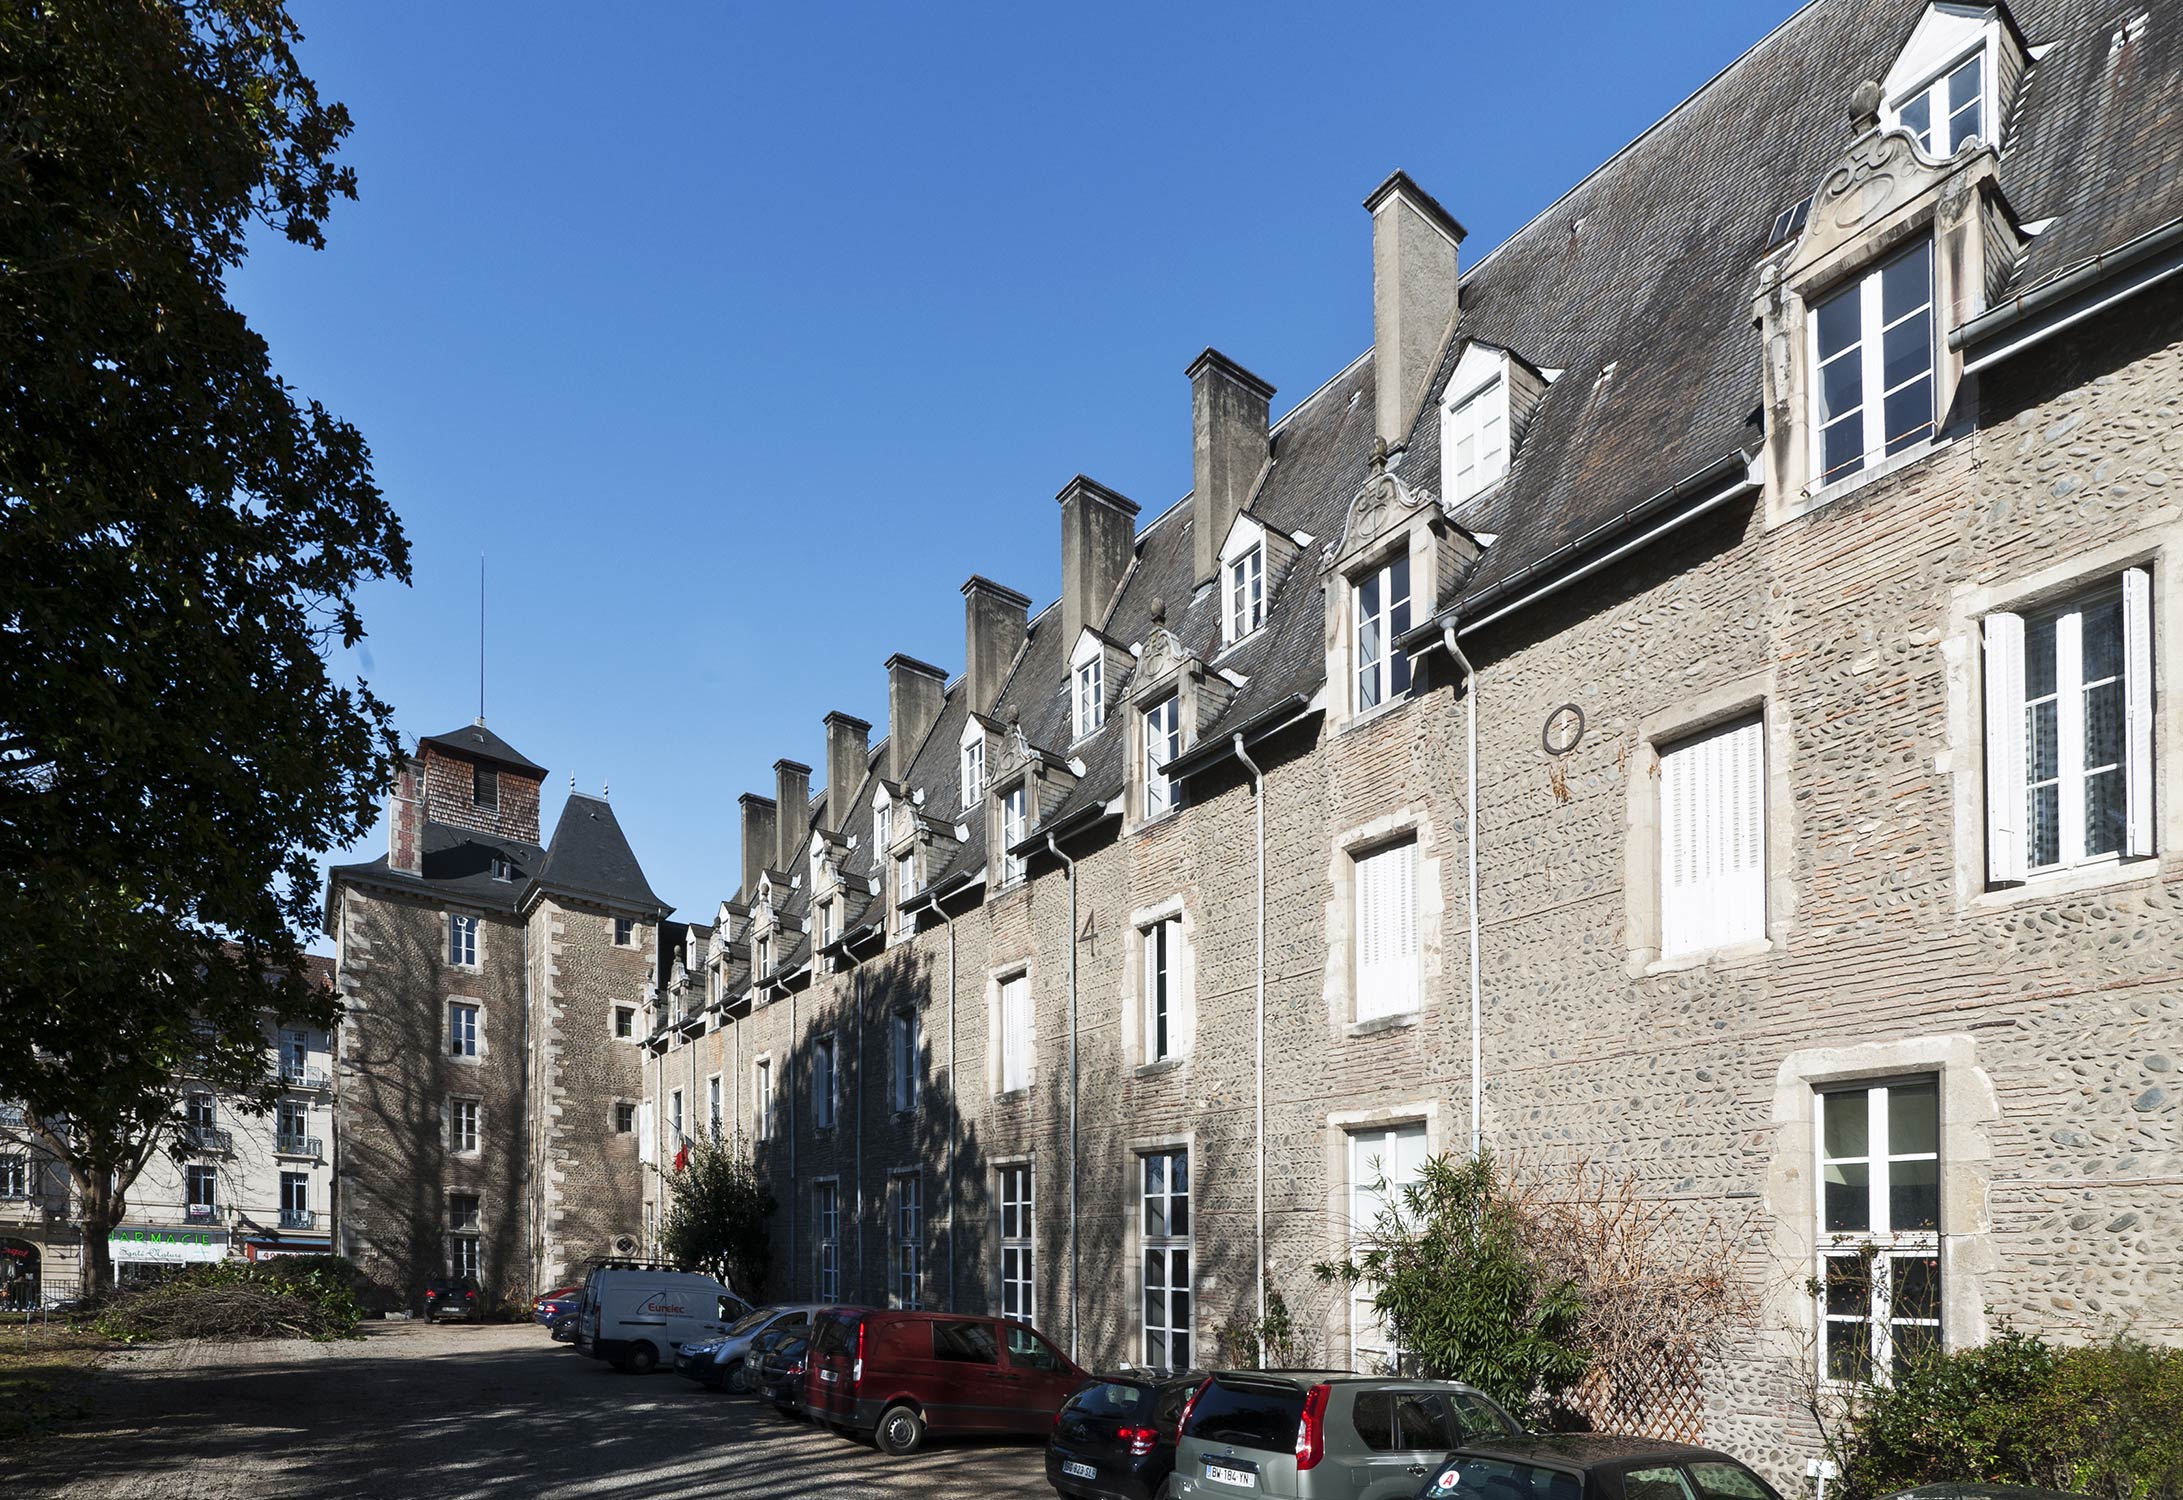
1841 1329 2183 1500
91 1256 364 1343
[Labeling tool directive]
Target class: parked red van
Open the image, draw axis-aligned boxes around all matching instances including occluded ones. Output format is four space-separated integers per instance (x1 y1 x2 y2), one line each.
803 1307 1087 1454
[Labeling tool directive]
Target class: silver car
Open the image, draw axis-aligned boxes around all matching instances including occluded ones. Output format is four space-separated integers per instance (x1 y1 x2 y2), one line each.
1171 1371 1518 1500
707 1303 824 1393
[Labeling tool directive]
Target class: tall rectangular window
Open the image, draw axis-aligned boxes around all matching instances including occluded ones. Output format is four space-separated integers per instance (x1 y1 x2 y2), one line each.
1354 837 1419 1020
1984 574 2153 881
1075 657 1105 738
280 1170 310 1227
754 1060 773 1141
1445 375 1508 502
896 851 917 903
451 1099 480 1154
186 1164 217 1220
613 916 634 947
891 1010 920 1112
890 1172 923 1310
447 1002 479 1058
276 1099 307 1152
1658 715 1767 956
962 739 985 805
1143 695 1180 819
1002 785 1027 884
1354 555 1414 714
1227 546 1265 643
999 1163 1035 1321
1895 50 1984 156
473 764 497 808
447 914 478 968
1818 1079 1941 1383
1143 915 1180 1062
999 975 1033 1093
614 1005 634 1039
0 1155 28 1199
669 1088 683 1145
707 1073 722 1139
449 1192 481 1279
1348 1123 1428 1371
1141 1149 1191 1369
819 901 838 949
812 1036 837 1129
814 1180 841 1301
1813 237 1934 486
186 1093 216 1132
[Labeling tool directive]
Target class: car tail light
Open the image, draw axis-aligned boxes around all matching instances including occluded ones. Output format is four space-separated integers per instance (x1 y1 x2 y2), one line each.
852 1320 865 1389
466 1291 476 1300
1119 1426 1157 1457
1177 1377 1212 1437
1295 1383 1331 1471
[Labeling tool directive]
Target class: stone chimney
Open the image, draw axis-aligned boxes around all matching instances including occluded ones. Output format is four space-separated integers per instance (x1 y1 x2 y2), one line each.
1365 170 1466 457
1057 474 1139 649
738 792 777 899
823 712 871 833
962 576 1030 716
773 760 811 872
387 756 423 876
884 654 947 784
1188 348 1276 587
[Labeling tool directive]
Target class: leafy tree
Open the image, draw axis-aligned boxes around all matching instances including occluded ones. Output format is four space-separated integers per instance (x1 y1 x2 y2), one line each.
0 1 407 1291
1315 1151 1588 1420
658 1136 775 1299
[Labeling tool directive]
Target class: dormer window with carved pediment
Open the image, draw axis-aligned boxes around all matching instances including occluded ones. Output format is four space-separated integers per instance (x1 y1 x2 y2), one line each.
1323 464 1483 732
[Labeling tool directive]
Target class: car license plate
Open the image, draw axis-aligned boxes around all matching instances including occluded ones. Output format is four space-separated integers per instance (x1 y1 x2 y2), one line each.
819 1369 836 1383
1062 1460 1097 1480
1206 1462 1256 1488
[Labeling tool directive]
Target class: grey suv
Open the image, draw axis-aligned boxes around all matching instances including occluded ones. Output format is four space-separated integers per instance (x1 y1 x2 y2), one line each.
1171 1371 1518 1499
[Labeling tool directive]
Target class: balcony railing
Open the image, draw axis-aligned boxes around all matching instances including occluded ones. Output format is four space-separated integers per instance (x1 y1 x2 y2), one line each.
280 1063 328 1090
0 1103 24 1128
279 1208 316 1230
183 1125 233 1154
274 1134 323 1159
184 1202 221 1224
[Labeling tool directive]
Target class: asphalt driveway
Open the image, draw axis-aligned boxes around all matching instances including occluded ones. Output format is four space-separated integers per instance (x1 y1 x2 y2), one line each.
1 1319 1053 1498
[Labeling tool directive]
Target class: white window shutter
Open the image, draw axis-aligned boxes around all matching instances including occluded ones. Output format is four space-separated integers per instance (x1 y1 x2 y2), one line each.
1659 740 1695 955
1982 611 2028 884
1724 717 1766 946
1659 718 1765 955
1355 841 1418 1019
2123 567 2155 858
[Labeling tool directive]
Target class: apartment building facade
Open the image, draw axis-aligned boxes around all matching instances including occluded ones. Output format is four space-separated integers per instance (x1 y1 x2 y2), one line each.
639 0 2183 1474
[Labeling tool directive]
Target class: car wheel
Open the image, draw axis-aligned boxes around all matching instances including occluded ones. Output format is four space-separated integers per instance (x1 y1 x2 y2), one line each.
726 1359 752 1394
625 1341 659 1375
873 1403 925 1456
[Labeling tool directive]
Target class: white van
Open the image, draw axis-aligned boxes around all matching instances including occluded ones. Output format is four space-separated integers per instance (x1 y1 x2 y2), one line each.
576 1264 751 1373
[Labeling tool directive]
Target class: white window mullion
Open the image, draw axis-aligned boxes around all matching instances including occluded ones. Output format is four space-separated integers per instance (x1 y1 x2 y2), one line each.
2123 567 2156 857
1981 612 2028 883
1859 274 1887 473
2056 609 2087 868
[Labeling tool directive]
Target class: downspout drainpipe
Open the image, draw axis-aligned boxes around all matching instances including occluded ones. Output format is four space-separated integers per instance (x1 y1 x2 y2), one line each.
1444 625 1485 1159
941 900 960 1311
1045 832 1080 1364
1232 732 1266 1366
854 969 864 1299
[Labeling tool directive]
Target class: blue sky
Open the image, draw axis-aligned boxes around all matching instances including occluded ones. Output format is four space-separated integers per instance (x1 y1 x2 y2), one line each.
249 1 1801 931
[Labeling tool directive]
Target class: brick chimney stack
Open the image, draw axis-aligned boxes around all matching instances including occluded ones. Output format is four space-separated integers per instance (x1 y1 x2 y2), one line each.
1188 348 1275 587
961 576 1030 716
884 655 947 785
1365 170 1466 458
823 712 871 834
773 760 812 872
1057 475 1139 648
738 793 777 899
387 757 423 876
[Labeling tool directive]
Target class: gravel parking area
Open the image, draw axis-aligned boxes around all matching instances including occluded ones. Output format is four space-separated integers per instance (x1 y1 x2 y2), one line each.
0 1319 1053 1498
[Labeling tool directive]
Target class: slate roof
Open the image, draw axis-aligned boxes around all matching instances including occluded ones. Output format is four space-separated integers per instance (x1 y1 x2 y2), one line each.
327 819 544 913
536 793 669 914
417 721 547 777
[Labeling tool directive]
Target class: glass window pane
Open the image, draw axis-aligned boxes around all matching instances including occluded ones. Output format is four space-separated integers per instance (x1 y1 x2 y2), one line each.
1815 287 1861 360
1822 415 1865 482
2025 615 2058 698
1946 55 1983 149
1691 1464 1775 1500
2085 679 2124 771
1883 375 1933 454
1824 1160 1870 1234
2029 699 2060 782
1899 92 1932 150
1888 1081 1938 1156
1889 1155 1939 1233
1819 348 1864 425
2086 767 2126 858
1624 1467 1699 1500
1822 1091 1869 1159
2030 782 2061 869
1882 241 1932 323
1824 1255 1872 1317
1882 310 1931 394
2082 598 2124 684
1827 1320 1873 1383
1895 1254 1941 1320
1170 1151 1188 1198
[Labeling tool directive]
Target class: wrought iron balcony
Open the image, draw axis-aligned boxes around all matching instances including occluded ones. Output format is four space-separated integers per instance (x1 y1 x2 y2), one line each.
279 1208 316 1230
183 1125 232 1154
279 1063 329 1089
274 1134 323 1159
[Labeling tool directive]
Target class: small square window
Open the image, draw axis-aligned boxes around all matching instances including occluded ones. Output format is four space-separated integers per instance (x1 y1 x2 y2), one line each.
613 1101 635 1134
614 1006 634 1039
613 917 634 947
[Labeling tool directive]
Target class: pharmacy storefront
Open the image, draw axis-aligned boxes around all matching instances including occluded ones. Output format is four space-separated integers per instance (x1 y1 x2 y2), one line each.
110 1225 231 1277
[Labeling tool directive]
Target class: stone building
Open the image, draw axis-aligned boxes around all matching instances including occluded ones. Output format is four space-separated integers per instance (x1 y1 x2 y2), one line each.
325 722 666 1307
640 0 2183 1474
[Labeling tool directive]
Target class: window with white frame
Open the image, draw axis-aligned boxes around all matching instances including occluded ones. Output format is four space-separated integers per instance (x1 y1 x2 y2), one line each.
891 1009 920 1112
1354 555 1413 714
1142 914 1181 1063
813 1035 837 1129
1812 237 1935 488
754 1059 774 1141
707 1073 722 1139
889 1172 922 1310
186 1163 218 1220
447 1001 479 1058
614 916 634 947
1141 1149 1192 1369
449 1191 481 1278
1 1154 30 1199
1001 784 1027 884
1984 572 2153 882
280 1170 309 1225
451 1098 480 1155
669 1088 683 1146
1143 695 1180 819
754 933 771 979
613 1101 635 1134
896 850 917 904
447 913 478 968
1227 545 1265 644
1353 837 1419 1021
186 1092 216 1132
491 855 513 881
1348 1123 1428 1371
814 1179 841 1300
276 1098 307 1151
614 1005 634 1038
1075 657 1105 739
1818 1078 1940 1383
1658 715 1768 956
1444 372 1508 503
1893 49 1985 157
875 800 892 855
998 974 1033 1093
819 900 838 949
999 1162 1035 1321
962 737 986 805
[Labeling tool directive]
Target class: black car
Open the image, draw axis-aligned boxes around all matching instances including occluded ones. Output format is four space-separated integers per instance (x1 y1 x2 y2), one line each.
760 1333 811 1416
1048 1370 1203 1500
1415 1435 1786 1500
422 1275 483 1324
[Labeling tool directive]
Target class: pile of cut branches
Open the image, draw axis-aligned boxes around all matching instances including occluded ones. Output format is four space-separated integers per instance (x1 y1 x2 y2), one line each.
92 1258 362 1343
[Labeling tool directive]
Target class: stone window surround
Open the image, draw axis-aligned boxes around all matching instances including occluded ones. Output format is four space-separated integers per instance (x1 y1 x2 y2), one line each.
1330 523 1432 735
1321 1099 1446 1369
1761 1034 1998 1379
888 1005 921 1116
987 961 1035 1098
446 908 485 973
811 1172 843 1300
611 1098 636 1135
1123 1128 1198 1369
1122 894 1196 1073
810 1034 837 1132
1322 804 1444 1037
752 1051 775 1142
989 769 1034 892
445 1094 483 1158
1943 524 2179 910
989 1151 1036 1315
446 996 487 1064
1624 668 1797 977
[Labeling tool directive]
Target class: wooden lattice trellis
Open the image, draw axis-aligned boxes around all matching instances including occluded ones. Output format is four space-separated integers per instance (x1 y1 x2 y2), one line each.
1564 1344 1707 1443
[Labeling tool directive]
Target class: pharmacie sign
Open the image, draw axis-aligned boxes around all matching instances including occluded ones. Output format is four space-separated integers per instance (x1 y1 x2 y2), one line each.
110 1227 228 1265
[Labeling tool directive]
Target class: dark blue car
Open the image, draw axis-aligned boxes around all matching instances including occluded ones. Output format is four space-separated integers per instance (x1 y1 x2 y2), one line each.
1049 1371 1204 1500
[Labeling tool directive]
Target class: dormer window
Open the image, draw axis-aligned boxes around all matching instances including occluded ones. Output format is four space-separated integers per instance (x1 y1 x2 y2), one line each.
1226 545 1265 645
896 851 917 903
1143 695 1180 819
1879 5 2018 160
1443 371 1508 503
1001 784 1027 884
1074 658 1105 739
490 856 512 882
1354 554 1414 714
962 738 985 805
820 900 838 948
1895 50 1984 155
875 800 892 856
1813 237 1934 487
